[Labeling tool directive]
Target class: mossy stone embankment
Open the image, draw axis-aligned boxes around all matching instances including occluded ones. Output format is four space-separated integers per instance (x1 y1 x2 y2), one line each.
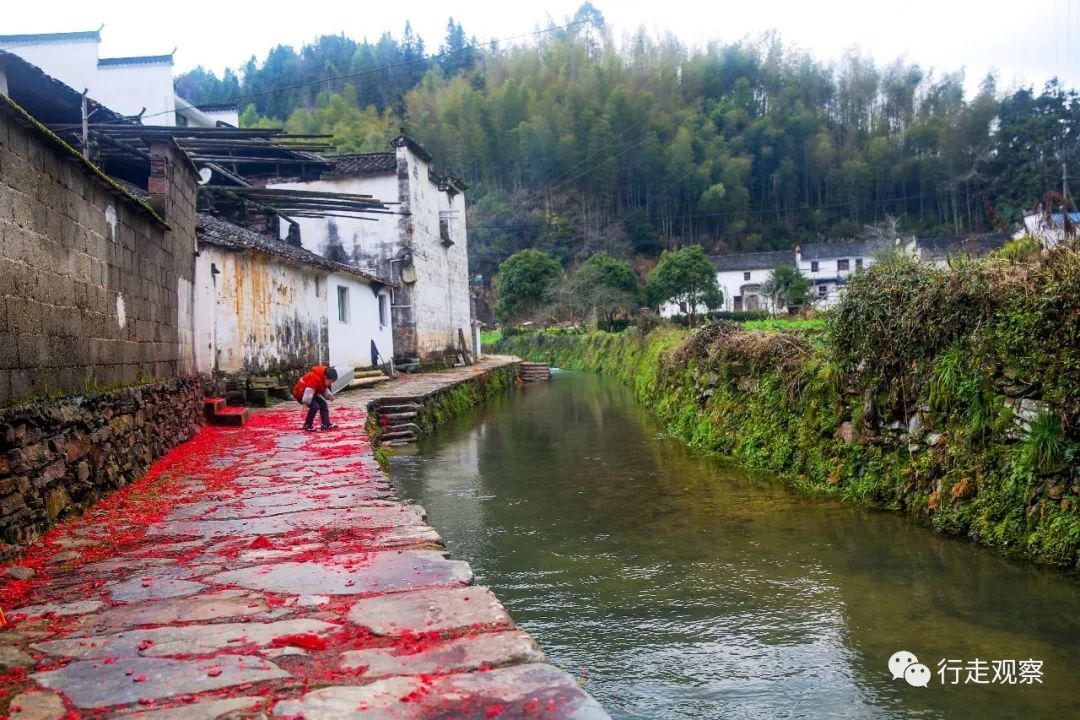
496 249 1080 569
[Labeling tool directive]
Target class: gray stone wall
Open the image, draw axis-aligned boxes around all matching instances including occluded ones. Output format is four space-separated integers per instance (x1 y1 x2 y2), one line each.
0 108 195 407
0 378 201 546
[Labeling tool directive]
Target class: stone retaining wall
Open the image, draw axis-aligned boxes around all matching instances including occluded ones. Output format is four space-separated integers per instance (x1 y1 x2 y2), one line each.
0 378 202 547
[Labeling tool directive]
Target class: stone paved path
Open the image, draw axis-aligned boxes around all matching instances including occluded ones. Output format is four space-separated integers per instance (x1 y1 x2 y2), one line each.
0 361 610 719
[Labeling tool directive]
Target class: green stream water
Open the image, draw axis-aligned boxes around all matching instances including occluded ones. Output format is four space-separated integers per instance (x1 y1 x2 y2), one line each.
388 371 1080 719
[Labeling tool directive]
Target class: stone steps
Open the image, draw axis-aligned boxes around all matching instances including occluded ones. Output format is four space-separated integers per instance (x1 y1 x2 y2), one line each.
519 362 551 382
203 397 226 417
204 396 251 427
379 403 421 413
208 406 251 427
381 411 418 422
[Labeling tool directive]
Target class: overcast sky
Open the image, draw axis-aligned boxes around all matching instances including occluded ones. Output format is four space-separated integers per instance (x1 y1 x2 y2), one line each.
4 0 1078 96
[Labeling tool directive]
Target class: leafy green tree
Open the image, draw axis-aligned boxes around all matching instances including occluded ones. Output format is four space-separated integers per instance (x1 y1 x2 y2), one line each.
761 265 812 313
494 249 562 323
568 252 639 329
645 246 722 325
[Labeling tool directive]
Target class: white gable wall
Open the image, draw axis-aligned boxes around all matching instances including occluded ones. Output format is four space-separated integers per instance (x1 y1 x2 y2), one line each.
406 149 472 357
0 36 180 125
0 38 99 96
268 174 399 277
96 63 175 123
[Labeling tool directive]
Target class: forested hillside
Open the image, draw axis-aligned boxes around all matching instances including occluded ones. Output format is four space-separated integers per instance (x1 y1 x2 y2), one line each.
176 4 1079 278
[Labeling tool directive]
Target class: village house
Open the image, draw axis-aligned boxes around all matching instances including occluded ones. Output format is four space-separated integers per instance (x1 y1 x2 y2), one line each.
795 241 883 307
1017 211 1080 248
0 28 237 127
193 214 395 377
268 136 477 366
712 250 797 312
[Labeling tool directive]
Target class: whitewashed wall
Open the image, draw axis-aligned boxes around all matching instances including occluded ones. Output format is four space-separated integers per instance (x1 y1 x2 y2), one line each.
95 63 175 123
193 247 327 374
327 273 393 369
0 38 178 124
268 175 399 276
0 38 99 100
406 150 472 357
798 254 874 308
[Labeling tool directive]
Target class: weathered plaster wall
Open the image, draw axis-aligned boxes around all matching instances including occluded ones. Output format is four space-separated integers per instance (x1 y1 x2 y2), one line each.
0 377 201 546
327 273 393 370
403 150 472 359
0 106 196 406
268 175 399 277
193 246 328 374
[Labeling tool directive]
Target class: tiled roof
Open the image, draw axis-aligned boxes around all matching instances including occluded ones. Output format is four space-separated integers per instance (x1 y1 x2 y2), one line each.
0 30 100 44
196 214 392 285
196 102 239 112
710 250 796 272
916 233 1009 258
330 152 397 176
99 54 173 67
799 241 887 260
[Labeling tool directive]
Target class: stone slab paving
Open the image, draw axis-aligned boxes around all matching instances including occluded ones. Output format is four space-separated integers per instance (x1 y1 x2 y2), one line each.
1 358 610 718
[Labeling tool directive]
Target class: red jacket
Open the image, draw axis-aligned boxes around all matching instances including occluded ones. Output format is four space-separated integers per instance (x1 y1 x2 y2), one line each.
292 366 332 402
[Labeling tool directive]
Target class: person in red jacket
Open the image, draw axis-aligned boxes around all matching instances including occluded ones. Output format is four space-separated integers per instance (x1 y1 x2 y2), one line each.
292 365 339 431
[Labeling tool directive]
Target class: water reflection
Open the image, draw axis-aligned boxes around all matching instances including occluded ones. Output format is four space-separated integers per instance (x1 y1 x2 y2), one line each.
390 371 1080 719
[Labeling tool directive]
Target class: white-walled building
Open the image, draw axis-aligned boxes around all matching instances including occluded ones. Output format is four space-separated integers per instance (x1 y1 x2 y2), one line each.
194 214 393 375
712 250 797 312
796 242 882 307
1017 212 1080 249
0 29 227 127
270 135 475 364
328 271 394 370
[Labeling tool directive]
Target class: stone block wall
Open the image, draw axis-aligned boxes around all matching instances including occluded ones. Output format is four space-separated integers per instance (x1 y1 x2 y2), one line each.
0 378 202 546
0 103 196 407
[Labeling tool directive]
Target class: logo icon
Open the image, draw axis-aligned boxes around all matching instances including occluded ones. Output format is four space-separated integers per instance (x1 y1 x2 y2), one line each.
889 651 931 687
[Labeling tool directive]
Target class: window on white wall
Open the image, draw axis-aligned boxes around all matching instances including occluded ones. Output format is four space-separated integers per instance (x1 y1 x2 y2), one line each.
837 259 850 271
811 261 819 272
379 294 389 326
743 271 751 281
337 286 349 323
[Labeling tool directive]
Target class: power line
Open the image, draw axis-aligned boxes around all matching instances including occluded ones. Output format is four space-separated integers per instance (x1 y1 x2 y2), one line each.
469 189 954 231
130 19 591 125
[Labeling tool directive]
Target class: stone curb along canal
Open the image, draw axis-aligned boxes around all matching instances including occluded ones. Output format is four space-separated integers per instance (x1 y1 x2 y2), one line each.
0 357 610 719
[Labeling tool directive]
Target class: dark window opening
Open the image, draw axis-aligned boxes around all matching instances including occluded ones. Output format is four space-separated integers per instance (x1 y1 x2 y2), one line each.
837 259 850 271
811 261 819 272
743 271 751 281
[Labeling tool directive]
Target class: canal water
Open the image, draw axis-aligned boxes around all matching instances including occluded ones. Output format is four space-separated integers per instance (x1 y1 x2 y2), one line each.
389 371 1080 719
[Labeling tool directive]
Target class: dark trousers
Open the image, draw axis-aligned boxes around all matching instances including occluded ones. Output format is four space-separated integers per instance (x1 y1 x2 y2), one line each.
303 395 330 427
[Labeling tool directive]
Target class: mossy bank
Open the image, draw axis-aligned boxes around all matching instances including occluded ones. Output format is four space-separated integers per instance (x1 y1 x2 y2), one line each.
496 249 1080 569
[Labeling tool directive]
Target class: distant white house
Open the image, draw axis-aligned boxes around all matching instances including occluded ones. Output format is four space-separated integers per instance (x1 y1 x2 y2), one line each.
1017 212 1080 249
796 242 883 308
0 28 235 127
711 250 797 312
270 135 476 364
